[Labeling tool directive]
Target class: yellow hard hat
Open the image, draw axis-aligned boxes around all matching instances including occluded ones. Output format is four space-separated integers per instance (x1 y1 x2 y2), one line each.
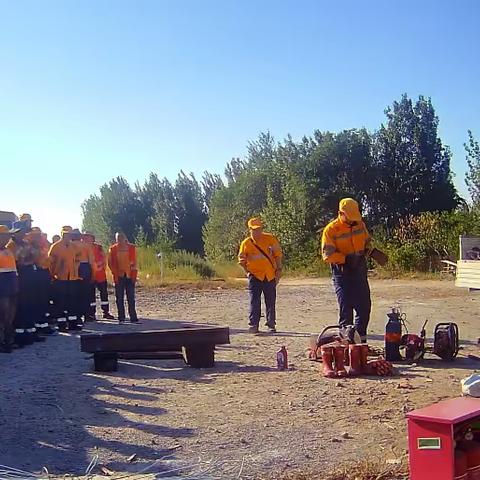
339 198 362 222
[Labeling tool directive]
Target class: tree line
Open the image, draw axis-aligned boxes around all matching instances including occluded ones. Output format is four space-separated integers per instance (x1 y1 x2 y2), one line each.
82 94 480 269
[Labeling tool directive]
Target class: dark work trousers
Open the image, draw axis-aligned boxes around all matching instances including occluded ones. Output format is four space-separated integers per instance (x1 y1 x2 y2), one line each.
15 265 37 344
115 276 138 322
95 281 110 315
53 280 81 329
78 263 93 319
332 262 371 340
0 296 17 346
248 275 277 327
33 268 51 333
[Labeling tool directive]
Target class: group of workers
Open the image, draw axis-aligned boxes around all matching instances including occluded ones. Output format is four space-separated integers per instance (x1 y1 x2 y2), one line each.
0 213 139 353
238 198 372 341
0 197 371 353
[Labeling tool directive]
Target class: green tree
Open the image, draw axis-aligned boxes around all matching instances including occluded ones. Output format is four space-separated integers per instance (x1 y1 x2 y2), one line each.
465 130 480 205
370 94 459 228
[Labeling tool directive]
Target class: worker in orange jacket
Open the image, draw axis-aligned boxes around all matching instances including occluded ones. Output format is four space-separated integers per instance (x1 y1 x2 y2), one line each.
7 217 46 345
238 217 283 334
321 198 372 343
0 225 19 353
27 227 55 335
86 233 115 320
48 226 82 331
108 232 138 323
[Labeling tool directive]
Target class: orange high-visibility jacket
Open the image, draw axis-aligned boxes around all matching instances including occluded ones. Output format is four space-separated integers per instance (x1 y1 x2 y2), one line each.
238 233 282 281
108 243 137 284
321 216 371 264
93 243 107 283
48 240 81 280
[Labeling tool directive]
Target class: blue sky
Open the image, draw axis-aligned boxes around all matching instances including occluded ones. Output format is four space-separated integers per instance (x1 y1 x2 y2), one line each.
1 0 479 238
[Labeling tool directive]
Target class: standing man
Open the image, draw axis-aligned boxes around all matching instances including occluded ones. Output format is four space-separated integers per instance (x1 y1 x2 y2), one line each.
321 198 372 343
72 229 95 323
84 232 115 320
238 217 283 334
28 227 55 335
0 225 19 353
48 226 82 331
7 218 45 345
108 232 138 323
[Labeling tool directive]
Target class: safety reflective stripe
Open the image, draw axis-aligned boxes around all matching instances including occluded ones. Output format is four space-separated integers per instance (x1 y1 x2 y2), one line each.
57 318 67 323
0 267 17 273
45 313 50 317
38 323 49 328
15 329 25 333
90 302 97 307
333 228 366 241
26 328 36 333
100 301 109 306
68 316 77 321
53 325 59 330
49 300 54 304
35 323 42 328
247 254 265 261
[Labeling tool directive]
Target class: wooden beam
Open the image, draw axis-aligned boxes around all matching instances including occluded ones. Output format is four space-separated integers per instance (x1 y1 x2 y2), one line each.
81 326 230 353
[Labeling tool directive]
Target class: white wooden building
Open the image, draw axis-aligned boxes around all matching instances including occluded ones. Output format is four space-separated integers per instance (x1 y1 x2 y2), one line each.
455 236 480 289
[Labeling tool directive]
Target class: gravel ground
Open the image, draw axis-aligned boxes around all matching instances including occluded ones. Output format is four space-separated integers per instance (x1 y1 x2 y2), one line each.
1 278 479 478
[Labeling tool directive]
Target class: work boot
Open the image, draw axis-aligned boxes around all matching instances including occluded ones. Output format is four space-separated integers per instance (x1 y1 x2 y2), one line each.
334 345 348 377
360 344 369 374
320 346 336 378
343 345 350 366
103 312 115 320
348 344 363 376
248 325 259 334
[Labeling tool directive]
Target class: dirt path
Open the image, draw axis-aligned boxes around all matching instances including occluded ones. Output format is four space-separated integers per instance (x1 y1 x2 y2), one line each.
1 278 479 478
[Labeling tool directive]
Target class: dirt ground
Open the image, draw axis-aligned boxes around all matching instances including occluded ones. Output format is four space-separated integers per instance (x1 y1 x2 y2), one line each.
1 278 480 478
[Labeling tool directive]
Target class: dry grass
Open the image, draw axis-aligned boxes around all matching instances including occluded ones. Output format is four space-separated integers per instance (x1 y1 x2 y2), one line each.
277 458 409 480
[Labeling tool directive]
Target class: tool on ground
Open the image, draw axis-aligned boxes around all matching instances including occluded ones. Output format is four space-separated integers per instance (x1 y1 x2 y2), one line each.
308 324 361 361
401 319 428 361
433 322 460 361
384 307 405 361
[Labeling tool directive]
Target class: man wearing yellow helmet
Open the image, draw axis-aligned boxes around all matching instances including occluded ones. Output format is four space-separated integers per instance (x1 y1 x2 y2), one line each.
238 217 283 334
321 198 372 343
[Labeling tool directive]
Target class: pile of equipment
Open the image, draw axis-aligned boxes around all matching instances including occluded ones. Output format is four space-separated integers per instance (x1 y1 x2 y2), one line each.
384 307 459 363
308 325 394 378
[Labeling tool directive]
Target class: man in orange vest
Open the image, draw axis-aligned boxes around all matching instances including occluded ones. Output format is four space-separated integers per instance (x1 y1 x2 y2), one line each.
0 225 20 353
85 233 115 320
27 227 55 335
48 226 82 331
321 198 372 343
8 218 46 345
108 232 138 323
238 218 283 334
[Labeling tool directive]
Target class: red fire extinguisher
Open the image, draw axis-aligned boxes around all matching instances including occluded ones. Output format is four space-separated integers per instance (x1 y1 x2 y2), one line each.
277 346 288 370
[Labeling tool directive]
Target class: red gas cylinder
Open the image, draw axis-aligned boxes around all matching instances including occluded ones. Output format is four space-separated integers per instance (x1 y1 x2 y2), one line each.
463 441 480 479
454 449 468 480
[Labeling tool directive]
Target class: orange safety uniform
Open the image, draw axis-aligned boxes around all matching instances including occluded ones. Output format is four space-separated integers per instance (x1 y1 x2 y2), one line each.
48 240 81 280
238 233 282 281
26 232 51 269
92 243 107 283
321 217 371 265
108 243 137 284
